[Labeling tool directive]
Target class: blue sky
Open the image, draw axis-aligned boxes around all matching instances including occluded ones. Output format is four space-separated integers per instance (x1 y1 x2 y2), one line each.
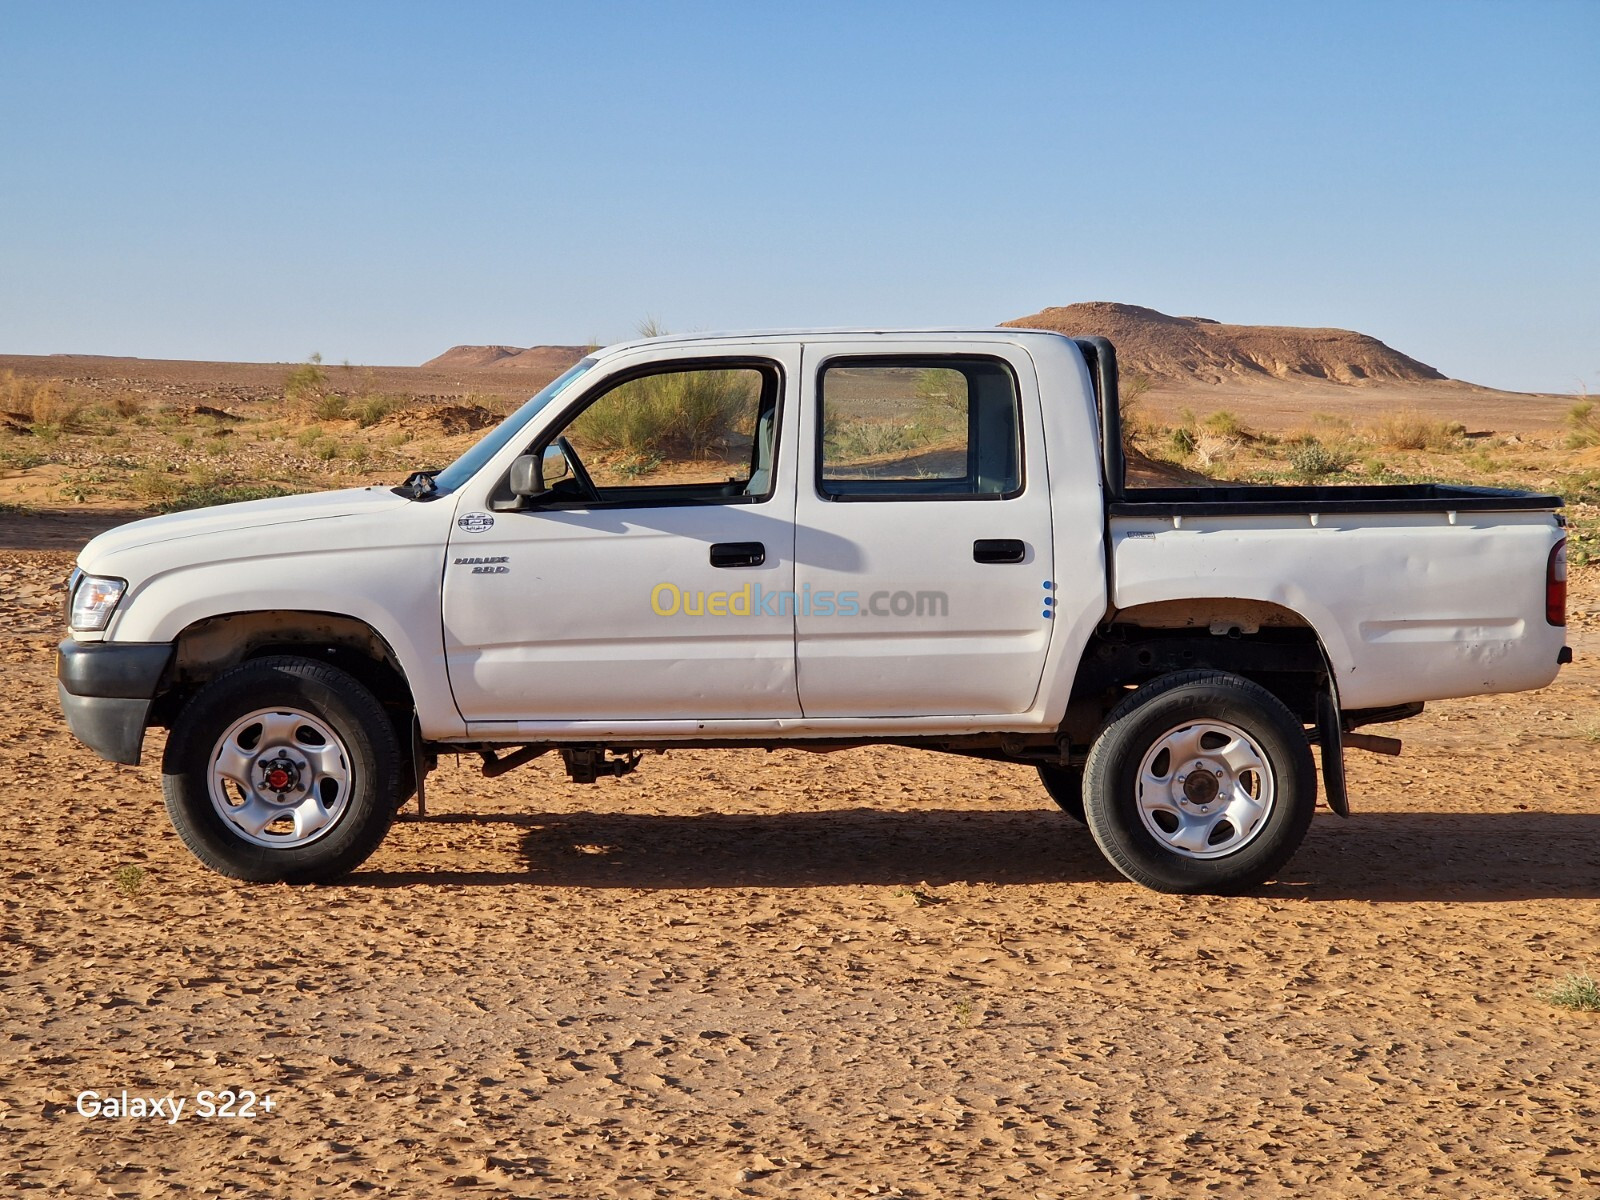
2 1 1595 393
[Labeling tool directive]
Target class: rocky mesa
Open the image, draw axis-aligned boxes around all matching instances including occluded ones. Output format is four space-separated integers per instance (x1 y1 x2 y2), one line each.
1002 302 1447 387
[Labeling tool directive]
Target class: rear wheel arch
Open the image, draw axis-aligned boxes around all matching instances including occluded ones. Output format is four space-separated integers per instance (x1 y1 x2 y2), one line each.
1068 603 1332 735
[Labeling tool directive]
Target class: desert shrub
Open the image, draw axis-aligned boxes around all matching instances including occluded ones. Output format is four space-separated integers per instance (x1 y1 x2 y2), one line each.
1565 401 1600 449
133 466 295 512
130 469 181 507
1374 410 1460 451
354 394 400 427
1167 425 1197 457
295 425 325 449
1117 370 1154 452
312 393 349 421
915 367 968 414
608 450 663 479
159 482 295 512
7 376 85 432
826 421 920 461
1543 973 1600 1012
112 393 145 418
1203 410 1247 438
1193 432 1238 470
285 354 328 400
285 353 351 419
574 368 755 460
1288 438 1352 478
0 447 47 469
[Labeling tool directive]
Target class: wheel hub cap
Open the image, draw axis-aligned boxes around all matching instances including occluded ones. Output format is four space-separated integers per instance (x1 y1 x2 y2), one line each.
259 756 302 795
1180 766 1220 806
207 708 353 849
1135 719 1276 860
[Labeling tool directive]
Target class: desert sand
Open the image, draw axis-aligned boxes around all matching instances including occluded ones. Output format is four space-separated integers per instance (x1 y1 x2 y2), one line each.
2 519 1598 1197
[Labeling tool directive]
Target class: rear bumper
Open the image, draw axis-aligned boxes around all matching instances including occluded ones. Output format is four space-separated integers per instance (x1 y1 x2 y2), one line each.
56 640 173 766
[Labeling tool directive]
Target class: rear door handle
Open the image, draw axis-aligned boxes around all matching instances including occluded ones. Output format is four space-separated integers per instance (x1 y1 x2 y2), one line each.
710 541 766 568
973 538 1026 564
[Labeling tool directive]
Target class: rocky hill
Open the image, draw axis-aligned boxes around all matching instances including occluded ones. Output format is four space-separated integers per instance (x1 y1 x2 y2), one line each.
1001 302 1446 386
422 344 590 372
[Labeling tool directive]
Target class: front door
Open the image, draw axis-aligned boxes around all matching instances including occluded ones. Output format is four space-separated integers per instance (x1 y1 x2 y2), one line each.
441 349 802 723
793 343 1055 718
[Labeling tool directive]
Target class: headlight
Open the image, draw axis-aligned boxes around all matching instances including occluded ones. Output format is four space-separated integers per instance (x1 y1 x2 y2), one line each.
69 573 127 632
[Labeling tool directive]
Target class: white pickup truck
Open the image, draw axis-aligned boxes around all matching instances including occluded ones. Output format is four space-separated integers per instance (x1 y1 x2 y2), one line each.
57 330 1571 893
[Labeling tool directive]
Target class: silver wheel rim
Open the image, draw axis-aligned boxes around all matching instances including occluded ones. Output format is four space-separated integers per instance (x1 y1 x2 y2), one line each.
1135 718 1276 859
207 708 353 849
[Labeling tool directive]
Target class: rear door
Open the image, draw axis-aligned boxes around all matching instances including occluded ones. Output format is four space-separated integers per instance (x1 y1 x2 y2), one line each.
793 342 1055 717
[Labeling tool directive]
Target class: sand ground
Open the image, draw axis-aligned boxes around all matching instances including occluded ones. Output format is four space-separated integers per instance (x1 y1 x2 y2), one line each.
2 517 1597 1198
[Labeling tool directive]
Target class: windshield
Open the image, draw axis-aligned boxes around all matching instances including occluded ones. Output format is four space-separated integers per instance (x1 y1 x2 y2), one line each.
429 357 597 494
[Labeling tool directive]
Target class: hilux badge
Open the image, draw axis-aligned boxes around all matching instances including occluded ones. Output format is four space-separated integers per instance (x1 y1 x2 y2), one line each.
457 513 495 533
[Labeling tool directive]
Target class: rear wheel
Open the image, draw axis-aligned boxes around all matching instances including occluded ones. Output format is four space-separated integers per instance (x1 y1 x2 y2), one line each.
1083 670 1315 894
161 656 401 882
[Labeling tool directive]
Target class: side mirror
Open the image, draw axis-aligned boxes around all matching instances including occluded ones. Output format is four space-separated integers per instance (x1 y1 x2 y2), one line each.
507 454 541 498
508 445 572 498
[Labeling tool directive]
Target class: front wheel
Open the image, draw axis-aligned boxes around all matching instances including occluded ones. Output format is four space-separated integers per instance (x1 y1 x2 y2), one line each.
1083 670 1316 894
162 656 401 882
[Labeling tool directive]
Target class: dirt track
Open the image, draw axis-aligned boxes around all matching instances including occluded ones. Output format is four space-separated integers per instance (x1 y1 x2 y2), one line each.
3 531 1598 1197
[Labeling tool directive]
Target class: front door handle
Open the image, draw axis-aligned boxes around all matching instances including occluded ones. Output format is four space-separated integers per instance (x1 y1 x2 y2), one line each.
710 541 766 568
973 538 1026 564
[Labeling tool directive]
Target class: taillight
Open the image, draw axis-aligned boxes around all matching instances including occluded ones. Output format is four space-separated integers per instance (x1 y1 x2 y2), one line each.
1547 537 1567 626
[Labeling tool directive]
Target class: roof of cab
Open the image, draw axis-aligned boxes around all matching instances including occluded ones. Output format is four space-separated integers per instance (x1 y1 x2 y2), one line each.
594 327 1072 358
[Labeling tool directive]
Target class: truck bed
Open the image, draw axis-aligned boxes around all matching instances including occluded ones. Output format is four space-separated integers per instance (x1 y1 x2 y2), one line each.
1110 483 1563 518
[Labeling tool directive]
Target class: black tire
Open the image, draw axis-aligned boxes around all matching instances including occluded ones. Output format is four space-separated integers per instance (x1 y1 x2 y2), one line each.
1037 764 1086 823
1083 670 1316 894
161 656 401 883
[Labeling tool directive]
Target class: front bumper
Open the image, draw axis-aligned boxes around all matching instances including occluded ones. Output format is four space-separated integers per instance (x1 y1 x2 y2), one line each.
56 640 174 765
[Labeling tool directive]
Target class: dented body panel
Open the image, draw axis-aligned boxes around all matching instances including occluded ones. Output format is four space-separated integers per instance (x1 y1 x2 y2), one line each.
1109 508 1564 709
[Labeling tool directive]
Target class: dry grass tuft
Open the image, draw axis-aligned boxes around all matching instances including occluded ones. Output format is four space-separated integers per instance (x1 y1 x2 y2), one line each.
1543 972 1600 1012
1373 409 1463 451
